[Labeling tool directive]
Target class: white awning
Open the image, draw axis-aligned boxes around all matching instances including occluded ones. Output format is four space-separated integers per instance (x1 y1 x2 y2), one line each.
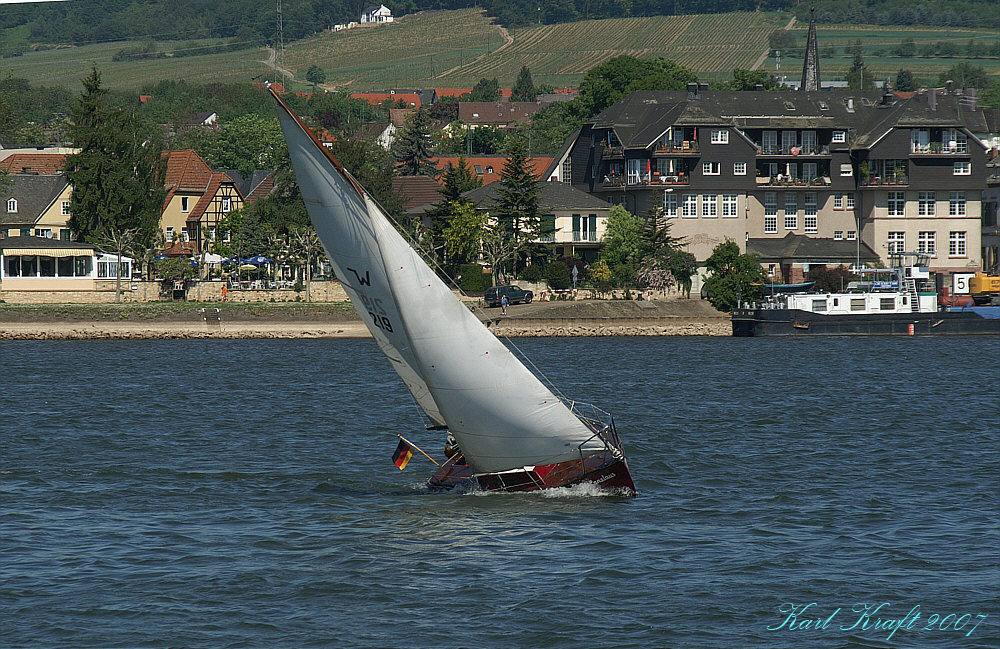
2 248 94 257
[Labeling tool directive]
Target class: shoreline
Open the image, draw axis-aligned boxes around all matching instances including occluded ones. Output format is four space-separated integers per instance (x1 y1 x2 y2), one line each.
0 299 732 338
0 319 730 339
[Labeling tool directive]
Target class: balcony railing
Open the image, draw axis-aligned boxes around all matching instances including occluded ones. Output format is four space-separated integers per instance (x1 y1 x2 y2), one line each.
601 145 624 157
572 231 598 242
757 145 830 156
653 141 699 154
601 174 690 188
537 233 556 243
861 175 909 186
755 175 831 187
910 143 969 154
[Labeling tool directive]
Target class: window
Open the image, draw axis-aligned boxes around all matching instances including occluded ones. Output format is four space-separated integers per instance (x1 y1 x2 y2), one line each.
834 231 843 240
840 164 853 177
209 226 217 241
702 162 720 176
851 298 866 311
918 192 935 216
812 299 827 312
180 196 190 212
802 163 817 181
722 194 738 218
918 231 936 255
880 298 896 311
764 215 777 233
34 228 53 238
911 128 930 152
702 194 717 218
222 198 231 212
734 162 746 175
888 192 905 217
832 131 846 143
847 231 856 240
61 201 71 216
764 192 777 216
183 230 191 242
887 231 905 254
833 194 843 209
846 194 855 210
710 129 729 144
60 228 71 241
781 130 796 154
801 131 817 153
166 226 175 240
804 193 817 232
785 192 799 230
681 194 697 218
949 231 966 256
949 192 966 216
663 192 678 217
6 199 16 213
953 161 971 176
485 166 494 174
762 130 777 153
474 165 483 174
561 158 571 183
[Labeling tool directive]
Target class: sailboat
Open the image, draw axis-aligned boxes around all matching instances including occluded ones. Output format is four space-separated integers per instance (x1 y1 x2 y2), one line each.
270 87 635 495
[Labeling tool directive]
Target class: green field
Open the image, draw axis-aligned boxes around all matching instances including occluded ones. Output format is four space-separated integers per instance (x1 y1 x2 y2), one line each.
765 23 1000 85
2 11 996 92
0 9 781 91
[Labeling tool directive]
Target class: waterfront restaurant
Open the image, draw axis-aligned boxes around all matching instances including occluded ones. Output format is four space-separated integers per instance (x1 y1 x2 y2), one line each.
0 236 98 290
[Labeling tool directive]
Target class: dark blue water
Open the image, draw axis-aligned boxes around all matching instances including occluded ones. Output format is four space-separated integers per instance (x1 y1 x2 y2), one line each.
2 337 998 648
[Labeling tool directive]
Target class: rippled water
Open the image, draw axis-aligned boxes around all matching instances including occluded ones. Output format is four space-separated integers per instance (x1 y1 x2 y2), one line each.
2 337 997 648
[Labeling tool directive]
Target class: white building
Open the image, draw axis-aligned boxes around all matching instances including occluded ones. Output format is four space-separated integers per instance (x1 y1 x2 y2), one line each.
360 4 393 24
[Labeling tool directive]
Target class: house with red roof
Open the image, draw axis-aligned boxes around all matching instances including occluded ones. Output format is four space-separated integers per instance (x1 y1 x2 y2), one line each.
430 156 554 187
350 91 421 108
160 150 244 253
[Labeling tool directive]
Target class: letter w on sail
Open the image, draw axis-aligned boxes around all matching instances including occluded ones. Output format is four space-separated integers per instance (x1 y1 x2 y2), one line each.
347 267 371 286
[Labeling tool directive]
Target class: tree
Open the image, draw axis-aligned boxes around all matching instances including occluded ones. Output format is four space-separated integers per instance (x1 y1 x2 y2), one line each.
894 69 916 92
894 36 916 58
703 240 765 313
94 227 139 302
305 64 326 89
939 62 989 90
544 260 571 289
729 68 782 91
599 205 644 287
845 45 875 91
511 65 537 102
174 113 284 177
291 225 323 301
589 259 613 295
425 157 483 263
578 56 697 116
467 77 500 102
392 106 436 176
493 138 540 273
442 201 486 265
636 257 675 293
983 79 1000 109
65 68 166 253
325 138 405 218
480 220 526 286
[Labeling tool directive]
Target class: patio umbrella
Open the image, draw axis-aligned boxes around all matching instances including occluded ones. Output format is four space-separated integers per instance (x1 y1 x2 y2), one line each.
239 264 259 272
246 255 272 266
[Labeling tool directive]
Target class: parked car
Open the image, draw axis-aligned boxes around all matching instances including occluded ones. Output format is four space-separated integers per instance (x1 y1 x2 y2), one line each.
485 285 533 307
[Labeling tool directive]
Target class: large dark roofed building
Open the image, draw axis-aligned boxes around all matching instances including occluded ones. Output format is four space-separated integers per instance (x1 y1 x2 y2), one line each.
557 87 990 285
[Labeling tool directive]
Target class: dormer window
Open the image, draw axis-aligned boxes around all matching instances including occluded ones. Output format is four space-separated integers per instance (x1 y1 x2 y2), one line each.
6 199 16 213
181 196 190 212
832 131 846 143
818 101 829 110
784 101 796 111
710 129 729 144
221 198 231 212
485 166 494 174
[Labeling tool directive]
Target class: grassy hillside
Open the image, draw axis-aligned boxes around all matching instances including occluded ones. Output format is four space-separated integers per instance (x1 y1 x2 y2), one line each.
2 10 995 92
764 23 1000 85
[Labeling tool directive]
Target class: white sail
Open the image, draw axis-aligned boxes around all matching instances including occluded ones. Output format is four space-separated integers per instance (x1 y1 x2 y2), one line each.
274 93 604 473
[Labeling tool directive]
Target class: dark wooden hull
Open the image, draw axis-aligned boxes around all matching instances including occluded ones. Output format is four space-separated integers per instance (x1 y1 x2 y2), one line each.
427 450 636 495
732 308 1000 337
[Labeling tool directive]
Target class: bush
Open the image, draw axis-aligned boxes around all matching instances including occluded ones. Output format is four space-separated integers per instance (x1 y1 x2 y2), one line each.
544 261 571 290
518 264 543 282
458 263 488 292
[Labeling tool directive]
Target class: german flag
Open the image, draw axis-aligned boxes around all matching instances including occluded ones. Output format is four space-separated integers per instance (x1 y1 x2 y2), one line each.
392 438 413 470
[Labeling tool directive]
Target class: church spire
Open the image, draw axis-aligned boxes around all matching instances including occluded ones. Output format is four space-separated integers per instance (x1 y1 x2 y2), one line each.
800 8 821 92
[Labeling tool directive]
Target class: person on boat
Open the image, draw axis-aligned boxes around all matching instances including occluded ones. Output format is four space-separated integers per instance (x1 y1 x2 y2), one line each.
444 433 466 465
500 293 509 315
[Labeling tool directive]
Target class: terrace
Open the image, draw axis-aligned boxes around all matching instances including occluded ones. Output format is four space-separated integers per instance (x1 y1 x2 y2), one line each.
755 161 830 187
860 159 909 187
756 144 831 156
909 128 970 155
599 172 690 189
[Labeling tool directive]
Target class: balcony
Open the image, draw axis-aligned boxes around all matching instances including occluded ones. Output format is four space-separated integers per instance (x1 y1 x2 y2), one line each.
571 231 599 243
756 145 831 156
910 143 969 155
860 175 909 187
537 233 556 243
652 141 700 155
755 175 831 188
601 144 624 158
599 173 690 189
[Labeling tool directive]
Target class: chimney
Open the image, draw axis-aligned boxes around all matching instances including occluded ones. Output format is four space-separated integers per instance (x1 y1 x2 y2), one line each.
846 97 854 112
928 90 937 111
945 80 954 94
686 82 699 100
881 92 894 105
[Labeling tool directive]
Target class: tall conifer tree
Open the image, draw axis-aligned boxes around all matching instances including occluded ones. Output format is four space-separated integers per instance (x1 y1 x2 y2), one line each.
392 107 436 176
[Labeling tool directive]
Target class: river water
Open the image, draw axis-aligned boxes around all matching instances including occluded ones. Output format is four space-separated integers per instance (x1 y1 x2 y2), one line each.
2 337 997 648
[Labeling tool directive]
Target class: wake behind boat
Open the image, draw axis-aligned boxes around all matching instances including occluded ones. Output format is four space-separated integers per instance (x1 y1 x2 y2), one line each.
270 87 635 495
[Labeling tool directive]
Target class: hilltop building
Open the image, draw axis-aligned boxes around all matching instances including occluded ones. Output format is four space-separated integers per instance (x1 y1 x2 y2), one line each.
550 86 990 286
360 5 393 24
